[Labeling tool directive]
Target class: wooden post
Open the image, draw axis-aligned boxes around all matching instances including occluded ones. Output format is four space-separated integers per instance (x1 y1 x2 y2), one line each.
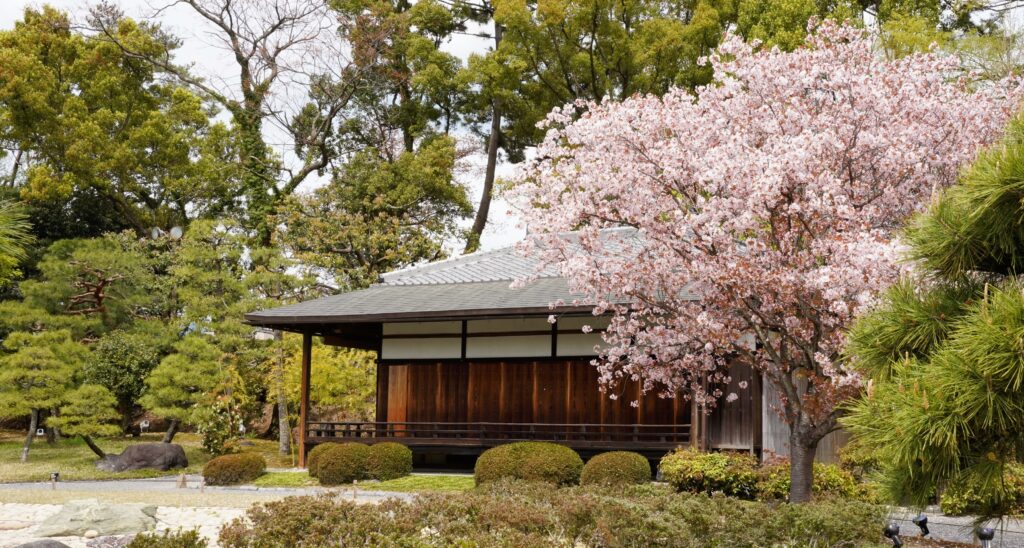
298 332 312 468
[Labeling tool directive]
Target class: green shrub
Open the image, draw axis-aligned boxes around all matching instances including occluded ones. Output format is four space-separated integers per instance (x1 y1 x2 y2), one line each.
218 482 887 547
756 462 858 501
318 443 372 485
941 463 1024 516
659 448 759 499
128 529 206 547
306 443 334 479
203 452 266 486
580 451 651 486
367 442 412 480
475 442 583 486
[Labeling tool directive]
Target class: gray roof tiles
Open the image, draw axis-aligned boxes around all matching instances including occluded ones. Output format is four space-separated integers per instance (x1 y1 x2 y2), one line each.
245 229 643 326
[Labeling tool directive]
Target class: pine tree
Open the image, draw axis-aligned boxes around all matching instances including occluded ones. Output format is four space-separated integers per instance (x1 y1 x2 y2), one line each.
48 384 121 458
843 114 1024 518
139 336 223 443
0 330 89 462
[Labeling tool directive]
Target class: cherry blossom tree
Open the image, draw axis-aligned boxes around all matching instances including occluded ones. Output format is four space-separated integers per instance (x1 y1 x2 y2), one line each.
513 21 1022 502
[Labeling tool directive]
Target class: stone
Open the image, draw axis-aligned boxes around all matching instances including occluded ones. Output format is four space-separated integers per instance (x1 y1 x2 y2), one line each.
95 443 188 472
15 541 71 548
83 529 99 538
0 520 33 530
34 500 157 537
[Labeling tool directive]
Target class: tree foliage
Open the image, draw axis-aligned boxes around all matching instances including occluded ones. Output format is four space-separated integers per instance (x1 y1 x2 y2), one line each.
0 6 236 240
139 336 224 425
512 21 1020 501
843 114 1024 518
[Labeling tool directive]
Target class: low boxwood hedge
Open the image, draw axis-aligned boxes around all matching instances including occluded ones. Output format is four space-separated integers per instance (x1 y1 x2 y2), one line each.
306 443 335 479
368 442 413 480
219 482 887 547
318 443 372 485
475 441 583 486
581 451 651 486
203 452 267 486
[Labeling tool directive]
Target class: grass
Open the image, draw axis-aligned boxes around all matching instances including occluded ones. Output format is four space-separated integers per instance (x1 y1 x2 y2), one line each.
249 471 474 492
363 474 475 492
253 471 317 488
0 430 297 483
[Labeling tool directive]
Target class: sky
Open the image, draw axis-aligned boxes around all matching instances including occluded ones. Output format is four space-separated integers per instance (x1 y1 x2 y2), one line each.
0 0 526 252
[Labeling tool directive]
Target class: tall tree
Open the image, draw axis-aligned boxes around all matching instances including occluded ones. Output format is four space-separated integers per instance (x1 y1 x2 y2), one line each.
0 7 235 241
843 114 1024 518
461 0 733 251
90 1 359 245
0 330 89 462
277 135 471 290
0 200 32 288
511 22 1019 502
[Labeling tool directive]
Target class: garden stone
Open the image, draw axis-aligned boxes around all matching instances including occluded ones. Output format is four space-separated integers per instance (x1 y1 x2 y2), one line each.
84 529 99 538
15 541 71 548
34 500 157 537
95 443 187 472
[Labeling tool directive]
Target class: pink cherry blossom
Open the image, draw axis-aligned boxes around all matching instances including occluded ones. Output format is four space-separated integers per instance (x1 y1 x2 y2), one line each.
513 22 1021 460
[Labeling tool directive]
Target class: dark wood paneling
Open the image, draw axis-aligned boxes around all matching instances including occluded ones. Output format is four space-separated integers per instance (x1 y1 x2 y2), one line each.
382 359 722 437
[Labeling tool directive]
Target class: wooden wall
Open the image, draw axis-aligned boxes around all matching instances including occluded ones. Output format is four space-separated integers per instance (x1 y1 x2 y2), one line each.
761 380 847 463
382 359 692 429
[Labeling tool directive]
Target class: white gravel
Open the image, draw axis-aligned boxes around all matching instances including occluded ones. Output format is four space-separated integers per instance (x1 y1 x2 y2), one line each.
0 502 246 547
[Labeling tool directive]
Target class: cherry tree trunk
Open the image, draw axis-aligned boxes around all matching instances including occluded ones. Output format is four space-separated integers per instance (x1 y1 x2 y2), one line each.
21 409 38 463
789 432 818 503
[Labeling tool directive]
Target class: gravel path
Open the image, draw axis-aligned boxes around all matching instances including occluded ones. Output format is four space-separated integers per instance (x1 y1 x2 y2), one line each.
889 508 1024 547
0 476 414 547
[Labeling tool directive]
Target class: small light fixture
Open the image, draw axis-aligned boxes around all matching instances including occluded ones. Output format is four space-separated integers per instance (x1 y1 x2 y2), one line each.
977 526 995 548
911 514 929 537
883 521 903 548
50 472 59 482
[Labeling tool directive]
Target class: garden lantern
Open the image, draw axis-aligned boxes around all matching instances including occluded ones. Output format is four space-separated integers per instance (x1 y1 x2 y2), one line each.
911 514 929 536
977 526 995 548
883 522 903 547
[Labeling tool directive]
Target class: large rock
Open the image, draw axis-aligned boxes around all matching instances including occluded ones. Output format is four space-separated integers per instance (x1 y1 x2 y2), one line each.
34 500 156 537
15 541 71 548
96 443 188 472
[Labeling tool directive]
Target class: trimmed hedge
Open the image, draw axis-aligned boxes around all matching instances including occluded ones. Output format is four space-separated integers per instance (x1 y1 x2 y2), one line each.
219 482 888 547
660 447 759 499
581 451 651 486
203 453 267 486
475 441 583 486
941 463 1024 516
756 461 858 501
306 444 335 479
318 443 372 485
368 442 413 480
128 529 206 548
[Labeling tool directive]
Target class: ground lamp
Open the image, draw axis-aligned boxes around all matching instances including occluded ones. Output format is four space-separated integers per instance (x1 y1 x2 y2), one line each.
911 514 929 536
977 526 995 548
883 522 903 547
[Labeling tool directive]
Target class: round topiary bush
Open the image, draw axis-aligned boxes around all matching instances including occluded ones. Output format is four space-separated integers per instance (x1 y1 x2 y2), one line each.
659 447 758 499
306 443 335 478
581 451 652 486
368 442 412 480
475 441 583 486
203 452 266 486
318 443 372 485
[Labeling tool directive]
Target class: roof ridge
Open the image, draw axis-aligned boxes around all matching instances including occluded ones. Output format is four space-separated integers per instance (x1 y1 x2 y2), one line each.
381 245 525 283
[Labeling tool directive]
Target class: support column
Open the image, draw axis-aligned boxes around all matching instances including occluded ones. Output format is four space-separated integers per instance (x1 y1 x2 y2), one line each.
298 332 312 468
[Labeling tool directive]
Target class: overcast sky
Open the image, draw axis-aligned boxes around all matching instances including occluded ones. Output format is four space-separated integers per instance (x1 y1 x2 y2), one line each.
0 0 526 252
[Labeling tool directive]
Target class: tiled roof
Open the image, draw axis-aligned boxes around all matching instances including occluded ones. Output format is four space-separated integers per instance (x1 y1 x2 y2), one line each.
245 229 644 326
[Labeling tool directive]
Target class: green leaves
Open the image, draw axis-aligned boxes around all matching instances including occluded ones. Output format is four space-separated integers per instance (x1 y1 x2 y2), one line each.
0 330 87 418
139 336 224 423
844 114 1024 518
49 384 121 439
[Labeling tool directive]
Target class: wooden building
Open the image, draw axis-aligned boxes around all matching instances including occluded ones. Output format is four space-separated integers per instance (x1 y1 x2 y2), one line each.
246 237 824 467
